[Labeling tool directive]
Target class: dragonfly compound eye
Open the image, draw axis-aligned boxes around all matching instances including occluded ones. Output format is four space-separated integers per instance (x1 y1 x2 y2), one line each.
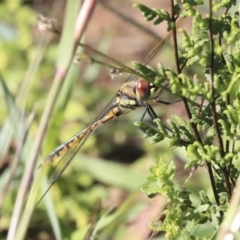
136 79 150 100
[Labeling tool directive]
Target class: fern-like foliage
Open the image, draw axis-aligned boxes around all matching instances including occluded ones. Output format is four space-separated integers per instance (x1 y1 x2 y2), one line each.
134 0 239 239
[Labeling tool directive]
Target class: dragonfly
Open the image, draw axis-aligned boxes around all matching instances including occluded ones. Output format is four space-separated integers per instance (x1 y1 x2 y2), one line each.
37 18 186 205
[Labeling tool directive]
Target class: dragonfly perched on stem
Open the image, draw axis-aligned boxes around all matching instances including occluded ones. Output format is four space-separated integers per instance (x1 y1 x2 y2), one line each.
37 17 187 205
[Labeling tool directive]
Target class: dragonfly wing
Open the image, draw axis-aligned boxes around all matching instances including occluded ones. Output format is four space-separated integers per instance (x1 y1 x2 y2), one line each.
47 95 121 185
36 133 89 207
125 18 188 84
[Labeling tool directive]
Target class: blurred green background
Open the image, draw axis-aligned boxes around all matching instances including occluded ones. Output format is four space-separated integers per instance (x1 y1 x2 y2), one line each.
0 0 208 239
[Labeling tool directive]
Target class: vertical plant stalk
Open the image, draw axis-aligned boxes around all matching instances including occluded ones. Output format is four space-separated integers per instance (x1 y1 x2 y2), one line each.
0 111 34 210
6 1 97 240
170 0 201 141
217 9 229 163
208 0 232 199
170 0 220 205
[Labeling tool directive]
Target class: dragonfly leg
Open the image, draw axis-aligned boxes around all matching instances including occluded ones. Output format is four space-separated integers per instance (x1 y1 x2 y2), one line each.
155 99 182 105
153 82 182 105
146 104 174 132
140 104 160 121
146 104 158 120
140 104 158 121
146 105 190 146
140 107 147 122
140 104 189 147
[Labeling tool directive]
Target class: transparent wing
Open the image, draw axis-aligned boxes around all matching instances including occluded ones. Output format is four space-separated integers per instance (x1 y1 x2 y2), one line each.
124 18 187 84
36 137 87 206
36 95 120 206
78 18 187 85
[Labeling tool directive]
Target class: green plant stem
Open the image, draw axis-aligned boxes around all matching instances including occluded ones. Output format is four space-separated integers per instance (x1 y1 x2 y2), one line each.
7 1 97 240
208 0 232 200
0 110 34 210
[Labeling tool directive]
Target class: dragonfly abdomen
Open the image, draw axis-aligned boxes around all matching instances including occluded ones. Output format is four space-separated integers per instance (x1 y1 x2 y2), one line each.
40 111 117 168
40 128 87 167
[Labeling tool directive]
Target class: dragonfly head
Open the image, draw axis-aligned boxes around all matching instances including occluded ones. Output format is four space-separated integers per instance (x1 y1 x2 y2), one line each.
136 79 159 101
117 79 160 114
